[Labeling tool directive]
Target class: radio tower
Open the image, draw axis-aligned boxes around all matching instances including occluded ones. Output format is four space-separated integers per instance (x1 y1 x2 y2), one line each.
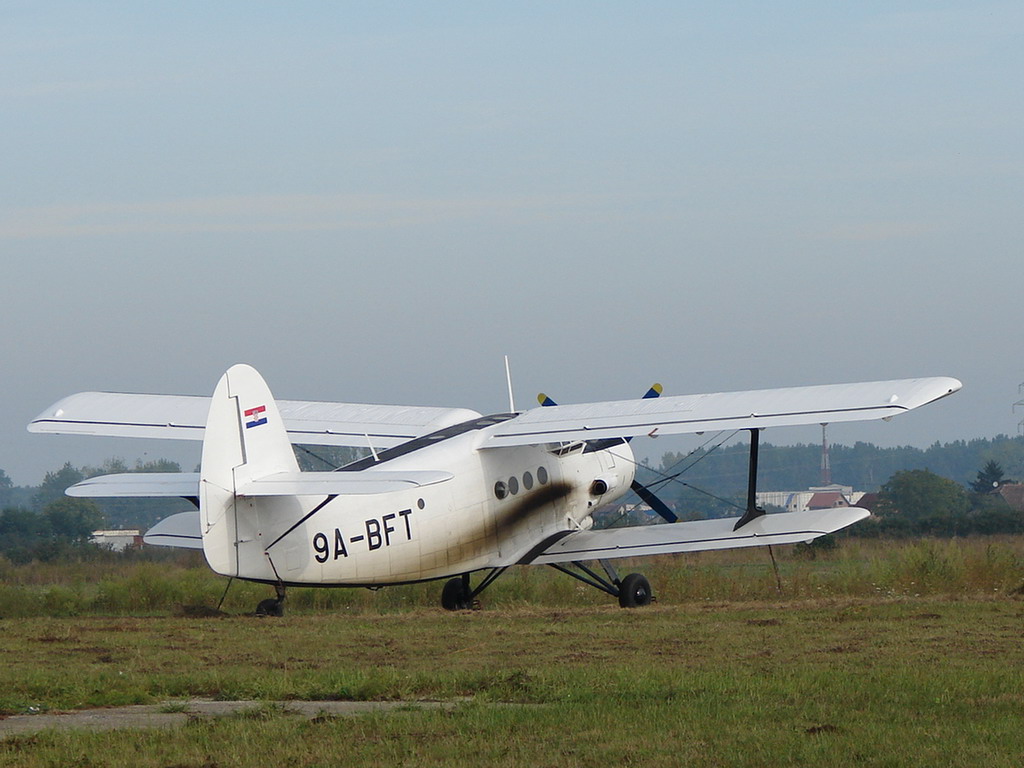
820 424 832 486
1016 381 1024 436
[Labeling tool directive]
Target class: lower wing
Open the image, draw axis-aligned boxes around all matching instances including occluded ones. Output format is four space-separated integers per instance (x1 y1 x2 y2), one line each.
517 507 869 565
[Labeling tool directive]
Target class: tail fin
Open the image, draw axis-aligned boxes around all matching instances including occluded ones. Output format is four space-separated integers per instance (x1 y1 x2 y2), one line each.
200 364 299 576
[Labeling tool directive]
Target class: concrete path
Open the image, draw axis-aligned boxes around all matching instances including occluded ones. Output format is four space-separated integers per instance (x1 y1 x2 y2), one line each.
0 700 453 738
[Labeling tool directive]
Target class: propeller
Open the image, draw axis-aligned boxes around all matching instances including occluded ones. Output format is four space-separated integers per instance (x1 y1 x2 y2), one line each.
537 384 677 523
630 479 678 523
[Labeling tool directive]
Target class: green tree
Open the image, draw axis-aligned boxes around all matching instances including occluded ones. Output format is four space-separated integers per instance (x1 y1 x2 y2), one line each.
0 468 12 508
876 469 969 521
0 507 53 560
33 462 85 510
969 460 1005 495
42 497 105 544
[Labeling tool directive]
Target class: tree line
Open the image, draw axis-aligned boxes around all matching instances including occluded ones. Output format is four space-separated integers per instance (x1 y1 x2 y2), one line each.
652 434 1024 496
1 439 1022 563
626 436 1024 536
0 446 364 563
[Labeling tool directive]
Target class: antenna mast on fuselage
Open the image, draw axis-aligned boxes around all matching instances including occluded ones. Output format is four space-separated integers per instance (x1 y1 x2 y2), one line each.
504 355 516 413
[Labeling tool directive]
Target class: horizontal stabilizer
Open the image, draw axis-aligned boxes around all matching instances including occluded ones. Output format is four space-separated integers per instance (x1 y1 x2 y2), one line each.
522 507 870 565
67 473 200 498
143 511 202 550
236 470 453 496
66 470 452 498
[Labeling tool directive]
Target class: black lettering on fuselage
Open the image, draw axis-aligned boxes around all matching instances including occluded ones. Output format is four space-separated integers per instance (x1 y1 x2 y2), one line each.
312 509 415 559
313 532 329 563
366 518 382 550
333 528 347 559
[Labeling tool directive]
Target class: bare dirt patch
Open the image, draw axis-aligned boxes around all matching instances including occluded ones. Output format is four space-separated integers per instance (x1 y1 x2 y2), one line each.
0 700 456 738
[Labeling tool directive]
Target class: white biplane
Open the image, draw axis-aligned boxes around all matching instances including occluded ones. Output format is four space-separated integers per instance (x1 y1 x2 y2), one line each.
29 365 960 614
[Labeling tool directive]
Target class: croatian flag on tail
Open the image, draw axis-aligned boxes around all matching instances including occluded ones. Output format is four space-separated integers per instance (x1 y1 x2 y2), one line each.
244 405 267 429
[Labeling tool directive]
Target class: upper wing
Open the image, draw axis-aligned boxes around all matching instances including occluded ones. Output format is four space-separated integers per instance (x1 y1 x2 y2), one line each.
28 392 480 449
518 507 870 565
483 377 961 448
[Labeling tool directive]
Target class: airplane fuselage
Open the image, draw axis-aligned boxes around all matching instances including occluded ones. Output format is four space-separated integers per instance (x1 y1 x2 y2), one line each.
229 419 637 586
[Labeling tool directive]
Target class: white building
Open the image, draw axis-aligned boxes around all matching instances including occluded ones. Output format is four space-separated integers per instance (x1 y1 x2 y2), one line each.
756 485 865 513
90 529 143 551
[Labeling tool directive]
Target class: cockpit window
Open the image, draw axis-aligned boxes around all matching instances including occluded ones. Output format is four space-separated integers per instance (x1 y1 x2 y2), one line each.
547 441 584 457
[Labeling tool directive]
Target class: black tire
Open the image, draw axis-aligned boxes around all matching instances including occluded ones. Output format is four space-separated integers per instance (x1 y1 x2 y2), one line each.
255 598 284 617
441 577 471 611
618 573 653 608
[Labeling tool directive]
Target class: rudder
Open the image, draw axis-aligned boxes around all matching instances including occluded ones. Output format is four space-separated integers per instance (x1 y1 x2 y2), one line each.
200 364 300 576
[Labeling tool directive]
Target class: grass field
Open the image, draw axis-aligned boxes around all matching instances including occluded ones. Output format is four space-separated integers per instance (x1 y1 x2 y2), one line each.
1 537 1022 766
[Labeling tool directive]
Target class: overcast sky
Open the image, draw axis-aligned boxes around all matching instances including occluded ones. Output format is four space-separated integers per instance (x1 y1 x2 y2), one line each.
2 2 1022 485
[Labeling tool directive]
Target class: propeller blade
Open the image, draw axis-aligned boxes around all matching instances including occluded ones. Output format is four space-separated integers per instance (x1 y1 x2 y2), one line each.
630 480 678 523
540 383 660 408
643 383 663 399
544 385 674 521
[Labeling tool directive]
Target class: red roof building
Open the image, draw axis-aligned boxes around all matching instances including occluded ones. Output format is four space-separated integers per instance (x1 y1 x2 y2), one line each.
806 491 851 510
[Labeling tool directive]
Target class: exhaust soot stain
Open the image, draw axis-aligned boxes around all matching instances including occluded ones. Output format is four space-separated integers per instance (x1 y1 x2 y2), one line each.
451 481 575 555
492 481 574 537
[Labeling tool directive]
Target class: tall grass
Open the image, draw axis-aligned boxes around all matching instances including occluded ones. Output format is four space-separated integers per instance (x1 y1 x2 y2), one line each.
0 536 1021 618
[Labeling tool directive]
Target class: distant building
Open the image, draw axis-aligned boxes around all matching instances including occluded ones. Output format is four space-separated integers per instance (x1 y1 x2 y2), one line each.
998 484 1024 512
594 501 665 527
757 484 865 513
90 529 143 551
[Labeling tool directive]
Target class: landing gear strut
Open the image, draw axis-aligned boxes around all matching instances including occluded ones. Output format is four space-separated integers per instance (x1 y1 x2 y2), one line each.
549 560 655 608
439 562 653 610
256 583 287 617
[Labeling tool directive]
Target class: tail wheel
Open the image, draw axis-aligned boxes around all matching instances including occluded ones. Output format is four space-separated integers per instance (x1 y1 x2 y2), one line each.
255 597 284 617
618 573 653 608
441 577 472 611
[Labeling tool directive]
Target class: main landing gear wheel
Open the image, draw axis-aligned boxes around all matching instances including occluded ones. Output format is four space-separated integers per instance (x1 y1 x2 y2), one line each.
441 577 473 611
618 573 653 608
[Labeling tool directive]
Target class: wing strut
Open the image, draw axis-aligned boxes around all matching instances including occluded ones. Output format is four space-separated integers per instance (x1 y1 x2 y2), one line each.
733 428 767 530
